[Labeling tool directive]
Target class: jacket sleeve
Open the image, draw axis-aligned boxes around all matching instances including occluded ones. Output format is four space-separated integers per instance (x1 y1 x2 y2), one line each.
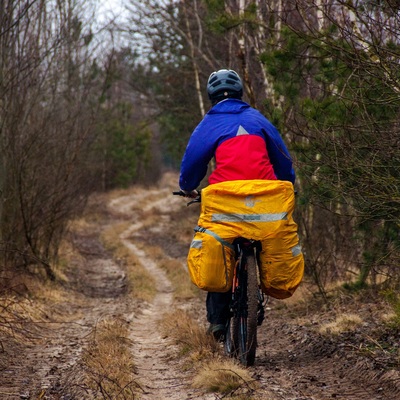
179 119 216 191
262 124 296 184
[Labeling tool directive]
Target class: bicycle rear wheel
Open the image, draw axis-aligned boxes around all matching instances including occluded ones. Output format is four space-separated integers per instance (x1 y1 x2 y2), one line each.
238 252 258 366
223 320 236 357
224 288 239 357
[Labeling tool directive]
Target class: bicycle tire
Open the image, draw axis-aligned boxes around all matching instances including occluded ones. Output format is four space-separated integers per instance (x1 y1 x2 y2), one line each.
224 278 239 358
239 252 258 366
224 320 238 357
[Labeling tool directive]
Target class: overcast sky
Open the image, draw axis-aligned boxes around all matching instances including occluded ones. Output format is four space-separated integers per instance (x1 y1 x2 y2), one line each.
92 0 128 51
97 0 126 24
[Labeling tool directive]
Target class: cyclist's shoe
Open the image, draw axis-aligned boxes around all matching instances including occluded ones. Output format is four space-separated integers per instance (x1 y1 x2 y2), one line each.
207 323 226 342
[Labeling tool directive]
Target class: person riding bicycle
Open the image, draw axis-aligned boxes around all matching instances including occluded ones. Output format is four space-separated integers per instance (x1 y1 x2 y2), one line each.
179 68 299 340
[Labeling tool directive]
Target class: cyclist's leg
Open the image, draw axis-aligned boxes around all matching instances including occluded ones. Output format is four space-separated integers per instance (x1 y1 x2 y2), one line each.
206 291 231 338
206 291 231 324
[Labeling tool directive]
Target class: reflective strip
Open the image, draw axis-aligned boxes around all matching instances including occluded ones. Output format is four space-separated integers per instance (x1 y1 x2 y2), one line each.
211 212 288 223
194 226 234 250
190 239 202 249
236 125 249 136
291 244 302 257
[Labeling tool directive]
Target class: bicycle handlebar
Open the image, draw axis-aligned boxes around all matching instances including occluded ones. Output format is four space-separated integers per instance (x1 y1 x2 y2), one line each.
172 190 201 206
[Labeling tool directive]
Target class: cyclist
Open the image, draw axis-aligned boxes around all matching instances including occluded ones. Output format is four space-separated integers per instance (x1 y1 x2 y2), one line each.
179 69 297 340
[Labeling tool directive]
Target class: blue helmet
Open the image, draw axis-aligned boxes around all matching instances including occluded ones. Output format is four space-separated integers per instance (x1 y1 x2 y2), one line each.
207 69 243 104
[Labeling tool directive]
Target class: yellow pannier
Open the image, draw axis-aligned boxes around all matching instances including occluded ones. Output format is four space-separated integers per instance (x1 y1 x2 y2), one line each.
187 228 235 292
187 180 304 298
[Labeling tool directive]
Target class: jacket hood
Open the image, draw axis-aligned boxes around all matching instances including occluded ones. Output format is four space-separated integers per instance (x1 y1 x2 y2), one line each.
207 98 250 115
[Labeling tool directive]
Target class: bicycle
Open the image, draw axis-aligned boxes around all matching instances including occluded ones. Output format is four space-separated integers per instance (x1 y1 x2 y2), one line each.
173 190 267 367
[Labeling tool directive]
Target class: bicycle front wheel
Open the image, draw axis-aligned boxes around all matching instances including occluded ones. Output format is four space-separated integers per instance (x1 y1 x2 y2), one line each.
238 252 258 366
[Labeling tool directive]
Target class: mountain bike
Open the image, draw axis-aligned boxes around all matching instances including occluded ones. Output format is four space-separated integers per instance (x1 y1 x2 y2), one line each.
173 190 267 367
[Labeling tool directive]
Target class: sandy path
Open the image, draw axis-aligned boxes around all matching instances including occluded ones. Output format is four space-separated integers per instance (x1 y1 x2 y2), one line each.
121 239 190 399
111 174 215 400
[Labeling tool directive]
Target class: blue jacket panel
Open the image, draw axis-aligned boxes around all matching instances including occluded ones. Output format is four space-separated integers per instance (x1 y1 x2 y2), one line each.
179 99 295 191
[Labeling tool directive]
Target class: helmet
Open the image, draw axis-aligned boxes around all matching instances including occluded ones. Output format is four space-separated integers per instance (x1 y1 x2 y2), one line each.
207 69 243 104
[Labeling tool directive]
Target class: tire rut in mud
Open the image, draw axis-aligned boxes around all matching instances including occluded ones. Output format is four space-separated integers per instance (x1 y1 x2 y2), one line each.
69 231 128 298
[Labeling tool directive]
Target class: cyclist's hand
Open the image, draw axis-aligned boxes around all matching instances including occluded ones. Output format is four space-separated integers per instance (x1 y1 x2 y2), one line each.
181 189 199 198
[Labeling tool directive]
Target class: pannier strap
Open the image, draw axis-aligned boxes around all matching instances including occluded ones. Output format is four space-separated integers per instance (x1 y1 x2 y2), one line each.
194 226 234 251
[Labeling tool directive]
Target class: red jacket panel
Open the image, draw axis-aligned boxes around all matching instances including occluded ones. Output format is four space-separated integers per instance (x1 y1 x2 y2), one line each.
209 135 277 184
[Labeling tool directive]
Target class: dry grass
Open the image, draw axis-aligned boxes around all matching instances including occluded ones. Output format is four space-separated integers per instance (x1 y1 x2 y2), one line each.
319 313 363 335
101 224 156 302
81 317 142 398
160 309 258 397
161 309 219 357
0 212 95 357
159 258 200 300
0 266 77 346
107 186 139 201
133 242 199 300
193 359 257 395
102 221 132 242
0 295 42 343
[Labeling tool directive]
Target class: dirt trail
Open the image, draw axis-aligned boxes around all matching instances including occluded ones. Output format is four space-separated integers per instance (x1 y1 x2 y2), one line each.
1 171 399 399
110 181 214 400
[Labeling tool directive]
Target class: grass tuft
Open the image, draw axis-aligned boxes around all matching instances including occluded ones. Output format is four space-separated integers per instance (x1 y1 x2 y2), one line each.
160 309 258 397
161 309 219 356
82 317 142 398
319 313 363 335
193 359 257 395
381 289 400 327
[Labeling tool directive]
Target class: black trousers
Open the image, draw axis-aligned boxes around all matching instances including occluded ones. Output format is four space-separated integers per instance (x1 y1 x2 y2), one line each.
206 291 231 325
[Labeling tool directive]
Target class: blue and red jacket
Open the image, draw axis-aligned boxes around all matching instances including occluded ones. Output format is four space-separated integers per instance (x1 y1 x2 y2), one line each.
179 99 295 191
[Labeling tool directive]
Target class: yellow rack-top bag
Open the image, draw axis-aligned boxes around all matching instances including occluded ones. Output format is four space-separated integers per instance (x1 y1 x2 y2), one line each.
187 180 304 297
